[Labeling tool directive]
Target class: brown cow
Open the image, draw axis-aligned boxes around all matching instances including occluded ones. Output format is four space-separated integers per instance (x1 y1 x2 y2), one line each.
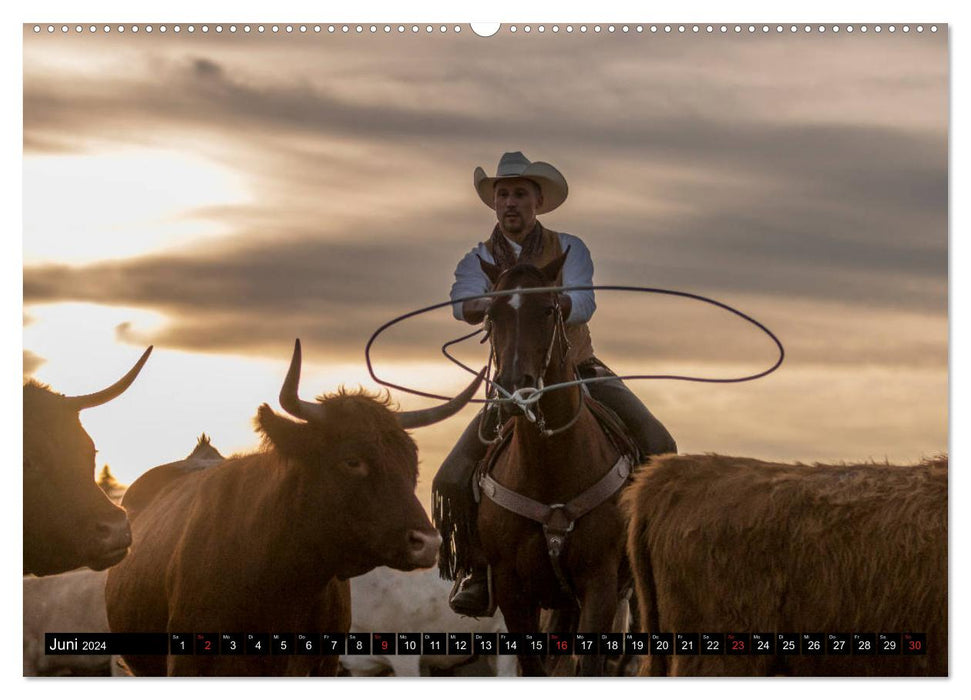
106 340 484 676
120 432 225 519
25 436 226 677
623 454 947 676
23 347 152 576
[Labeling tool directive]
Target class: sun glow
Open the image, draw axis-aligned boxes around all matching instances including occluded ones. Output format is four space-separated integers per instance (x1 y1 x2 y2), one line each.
23 148 251 265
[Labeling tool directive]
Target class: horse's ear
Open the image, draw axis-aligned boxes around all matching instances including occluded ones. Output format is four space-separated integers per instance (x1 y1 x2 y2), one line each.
478 255 502 286
539 246 570 283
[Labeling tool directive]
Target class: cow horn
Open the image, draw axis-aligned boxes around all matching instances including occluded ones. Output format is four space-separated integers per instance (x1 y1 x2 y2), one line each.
279 339 328 422
396 368 486 430
64 346 153 411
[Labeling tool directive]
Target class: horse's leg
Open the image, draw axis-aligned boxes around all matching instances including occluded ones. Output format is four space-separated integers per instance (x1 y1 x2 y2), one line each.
493 572 545 677
542 606 579 675
547 606 578 634
575 569 620 677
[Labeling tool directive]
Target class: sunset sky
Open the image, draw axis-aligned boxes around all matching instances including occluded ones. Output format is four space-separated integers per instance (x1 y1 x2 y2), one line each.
22 24 947 506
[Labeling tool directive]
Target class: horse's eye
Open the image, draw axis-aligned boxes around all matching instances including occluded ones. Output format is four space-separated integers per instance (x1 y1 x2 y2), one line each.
545 306 555 316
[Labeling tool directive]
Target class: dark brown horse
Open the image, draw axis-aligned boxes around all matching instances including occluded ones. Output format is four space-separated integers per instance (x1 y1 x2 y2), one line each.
476 252 633 676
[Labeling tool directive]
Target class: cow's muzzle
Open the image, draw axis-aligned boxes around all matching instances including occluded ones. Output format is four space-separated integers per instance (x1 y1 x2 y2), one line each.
406 530 442 569
87 513 132 570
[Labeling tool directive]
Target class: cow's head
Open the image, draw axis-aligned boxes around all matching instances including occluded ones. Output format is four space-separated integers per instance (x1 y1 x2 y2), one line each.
23 348 152 576
256 340 483 578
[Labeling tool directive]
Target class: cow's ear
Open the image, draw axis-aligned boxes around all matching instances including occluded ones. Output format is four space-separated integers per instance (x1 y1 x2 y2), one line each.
255 404 304 455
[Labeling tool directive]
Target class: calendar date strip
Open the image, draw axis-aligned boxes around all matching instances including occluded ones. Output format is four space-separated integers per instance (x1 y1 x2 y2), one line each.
45 632 927 656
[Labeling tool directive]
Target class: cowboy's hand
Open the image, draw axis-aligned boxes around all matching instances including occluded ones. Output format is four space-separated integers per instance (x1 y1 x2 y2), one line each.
557 293 572 321
462 299 490 324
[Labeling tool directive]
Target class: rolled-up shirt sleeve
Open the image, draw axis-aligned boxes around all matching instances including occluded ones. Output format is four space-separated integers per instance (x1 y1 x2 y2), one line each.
450 244 493 321
559 233 596 324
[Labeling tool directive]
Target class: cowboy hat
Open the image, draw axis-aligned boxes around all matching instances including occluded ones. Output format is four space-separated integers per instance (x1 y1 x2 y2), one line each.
473 151 568 214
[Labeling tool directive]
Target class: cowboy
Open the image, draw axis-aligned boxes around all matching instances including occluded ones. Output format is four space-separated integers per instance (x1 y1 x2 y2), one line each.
433 151 677 617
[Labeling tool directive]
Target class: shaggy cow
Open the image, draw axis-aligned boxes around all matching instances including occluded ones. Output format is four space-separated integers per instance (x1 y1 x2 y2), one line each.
23 347 152 576
121 432 225 518
623 454 947 676
340 566 516 677
106 340 483 676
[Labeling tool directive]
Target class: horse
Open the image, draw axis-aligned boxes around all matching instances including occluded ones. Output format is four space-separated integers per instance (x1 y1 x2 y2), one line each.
475 250 635 676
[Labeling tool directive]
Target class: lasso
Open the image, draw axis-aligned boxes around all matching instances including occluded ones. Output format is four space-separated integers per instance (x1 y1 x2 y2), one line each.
364 285 785 411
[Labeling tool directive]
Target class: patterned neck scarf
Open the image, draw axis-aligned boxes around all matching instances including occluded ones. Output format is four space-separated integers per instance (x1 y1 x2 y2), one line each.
488 221 545 272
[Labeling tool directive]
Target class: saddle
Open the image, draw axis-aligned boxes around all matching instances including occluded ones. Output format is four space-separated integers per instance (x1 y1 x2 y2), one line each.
584 395 642 465
475 394 639 492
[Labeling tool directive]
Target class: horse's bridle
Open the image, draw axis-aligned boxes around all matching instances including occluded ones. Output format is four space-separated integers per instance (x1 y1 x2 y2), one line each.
479 293 585 442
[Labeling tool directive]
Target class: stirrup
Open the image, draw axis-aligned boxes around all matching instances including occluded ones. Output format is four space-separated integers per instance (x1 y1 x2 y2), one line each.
448 565 497 618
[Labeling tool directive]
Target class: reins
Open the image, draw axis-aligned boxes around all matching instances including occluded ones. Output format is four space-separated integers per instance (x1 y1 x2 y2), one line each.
474 296 585 441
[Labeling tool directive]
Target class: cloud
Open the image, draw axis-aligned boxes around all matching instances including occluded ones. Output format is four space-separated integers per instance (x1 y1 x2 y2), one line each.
22 34 946 293
24 220 946 375
25 224 480 361
191 57 223 79
591 292 947 370
22 30 946 315
22 30 947 374
21 30 949 472
23 32 946 167
23 350 46 377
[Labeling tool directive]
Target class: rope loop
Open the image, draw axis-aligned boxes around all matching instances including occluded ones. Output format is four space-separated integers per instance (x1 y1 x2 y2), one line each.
364 285 785 404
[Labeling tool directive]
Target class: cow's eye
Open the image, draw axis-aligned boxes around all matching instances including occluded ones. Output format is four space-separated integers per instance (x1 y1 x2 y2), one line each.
338 458 369 478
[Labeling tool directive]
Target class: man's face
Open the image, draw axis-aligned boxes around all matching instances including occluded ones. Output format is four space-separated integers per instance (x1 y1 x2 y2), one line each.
494 178 543 239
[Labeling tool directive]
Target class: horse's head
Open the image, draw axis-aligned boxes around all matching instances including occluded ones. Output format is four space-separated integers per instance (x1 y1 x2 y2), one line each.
480 250 569 419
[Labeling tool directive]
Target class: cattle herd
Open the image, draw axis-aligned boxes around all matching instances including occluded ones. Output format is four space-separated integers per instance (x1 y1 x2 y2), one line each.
23 342 947 677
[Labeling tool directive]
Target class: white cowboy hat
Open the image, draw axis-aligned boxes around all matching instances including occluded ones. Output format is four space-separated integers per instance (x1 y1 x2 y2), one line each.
473 151 568 214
